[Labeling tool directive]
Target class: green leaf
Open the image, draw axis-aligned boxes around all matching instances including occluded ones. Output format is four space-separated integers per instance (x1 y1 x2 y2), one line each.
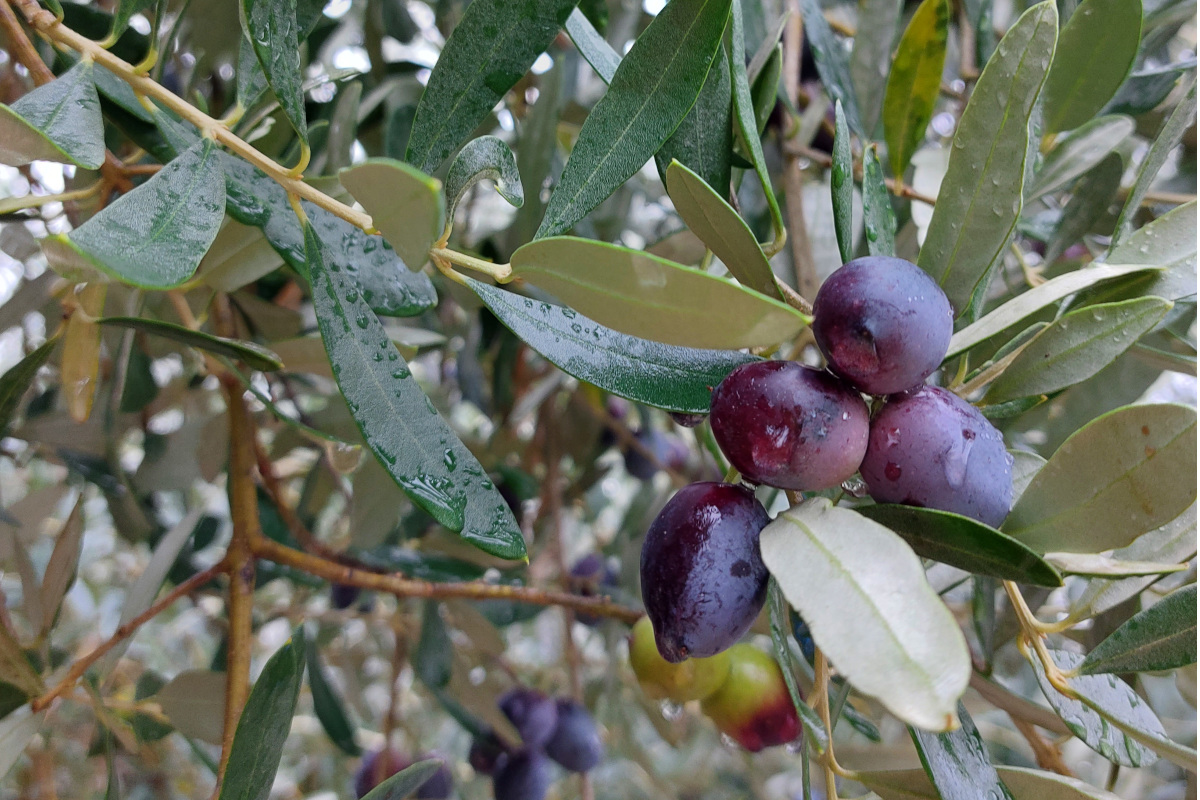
664 160 778 298
510 236 809 349
96 317 283 372
657 46 734 198
797 0 864 136
218 627 306 800
467 277 757 414
917 2 1058 314
1045 153 1123 263
219 152 438 317
241 0 308 145
1105 59 1195 117
304 225 525 560
767 581 830 755
849 0 903 136
0 707 44 781
749 44 782 135
945 263 1161 358
1029 115 1134 200
361 759 446 800
107 0 158 42
862 144 896 257
1043 552 1189 577
415 601 453 688
564 8 620 82
406 0 579 173
882 0 949 179
984 297 1172 403
0 623 41 699
909 703 1014 800
339 158 446 272
831 100 854 264
1028 647 1161 767
1105 201 1198 303
444 136 523 220
729 0 784 244
995 766 1128 800
856 505 1062 587
1066 503 1196 622
68 138 225 288
536 0 732 239
305 639 361 755
1003 403 1196 553
1041 0 1142 133
196 217 286 293
0 338 57 438
507 59 564 249
761 498 971 731
1079 585 1196 674
1111 76 1196 248
0 60 104 170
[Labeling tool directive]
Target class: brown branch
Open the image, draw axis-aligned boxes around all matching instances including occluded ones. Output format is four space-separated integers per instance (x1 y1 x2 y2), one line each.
783 142 939 206
251 536 644 625
30 563 224 712
1011 716 1075 776
969 672 1071 736
0 0 52 85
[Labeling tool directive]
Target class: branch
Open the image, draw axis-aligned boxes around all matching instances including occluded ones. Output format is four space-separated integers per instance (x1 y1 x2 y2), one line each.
30 563 224 712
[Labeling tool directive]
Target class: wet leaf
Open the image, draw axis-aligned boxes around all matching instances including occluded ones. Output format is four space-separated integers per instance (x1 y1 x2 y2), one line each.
657 46 734 198
510 236 809 349
862 144 896 257
797 0 863 135
340 158 445 273
196 217 286 292
1103 200 1197 303
882 0 949 179
304 225 525 560
536 0 732 238
850 0 903 135
306 639 361 755
761 498 971 731
564 8 620 82
97 317 283 372
444 136 523 220
831 100 854 264
361 759 446 800
0 338 58 437
242 0 308 144
909 703 1014 800
1045 153 1123 263
1030 115 1134 200
1079 585 1196 674
1044 552 1189 578
0 60 104 169
468 277 757 414
1004 404 1196 553
917 2 1057 314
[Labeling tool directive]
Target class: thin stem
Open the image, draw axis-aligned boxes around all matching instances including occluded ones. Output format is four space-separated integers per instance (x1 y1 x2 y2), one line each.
251 536 644 624
813 649 840 799
0 0 54 84
1003 581 1076 698
430 248 513 282
30 563 223 711
0 183 102 215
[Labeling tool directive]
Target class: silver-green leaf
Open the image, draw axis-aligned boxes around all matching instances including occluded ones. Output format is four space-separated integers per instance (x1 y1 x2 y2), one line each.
0 60 104 170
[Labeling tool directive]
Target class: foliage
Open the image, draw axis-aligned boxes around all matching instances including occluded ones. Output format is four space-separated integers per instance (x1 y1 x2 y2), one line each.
0 0 1193 798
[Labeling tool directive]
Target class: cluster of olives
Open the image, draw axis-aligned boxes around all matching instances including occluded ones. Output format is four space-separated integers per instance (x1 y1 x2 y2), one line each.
354 748 453 799
629 617 801 751
637 256 1014 698
469 687 604 800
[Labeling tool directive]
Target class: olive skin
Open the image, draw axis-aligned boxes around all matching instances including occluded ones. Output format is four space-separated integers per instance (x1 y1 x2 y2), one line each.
628 616 732 702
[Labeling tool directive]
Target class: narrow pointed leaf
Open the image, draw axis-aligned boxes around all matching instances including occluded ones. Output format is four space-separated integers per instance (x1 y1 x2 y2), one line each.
883 0 949 179
406 0 580 173
510 236 809 349
218 627 306 800
536 0 732 238
305 225 525 560
761 498 971 731
657 46 734 197
0 60 104 170
862 144 896 257
0 338 57 437
665 160 778 298
361 759 446 800
797 0 864 135
917 2 1058 314
69 139 225 288
1079 586 1196 674
749 44 782 134
831 100 854 263
1041 0 1142 133
444 136 523 221
984 297 1172 403
339 159 445 272
0 623 42 698
219 152 438 317
197 217 286 293
730 0 784 243
857 505 1062 587
946 263 1162 358
1111 77 1197 247
1067 503 1197 622
40 497 84 635
96 317 283 372
306 639 361 755
1029 115 1134 200
0 708 45 781
909 703 1014 800
1028 647 1162 767
153 671 227 744
467 277 757 413
108 0 158 41
242 0 308 144
850 0 903 135
1044 552 1189 577
1045 153 1123 263
767 581 830 754
564 8 620 82
1004 404 1196 553
1104 201 1197 303
996 766 1133 800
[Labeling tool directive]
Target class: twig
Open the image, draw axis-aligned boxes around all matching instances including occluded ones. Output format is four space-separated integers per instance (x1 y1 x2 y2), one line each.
813 649 841 799
968 672 1070 736
1011 716 1075 776
782 13 820 304
30 563 224 711
0 0 53 84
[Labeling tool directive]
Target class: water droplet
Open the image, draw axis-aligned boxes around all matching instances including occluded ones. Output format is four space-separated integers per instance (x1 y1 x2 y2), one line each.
443 449 458 471
659 700 683 720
